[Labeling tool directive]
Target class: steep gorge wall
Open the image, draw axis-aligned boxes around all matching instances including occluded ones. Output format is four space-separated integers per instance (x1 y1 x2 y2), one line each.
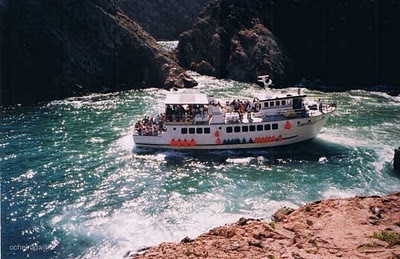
0 0 197 105
178 0 400 88
116 0 208 40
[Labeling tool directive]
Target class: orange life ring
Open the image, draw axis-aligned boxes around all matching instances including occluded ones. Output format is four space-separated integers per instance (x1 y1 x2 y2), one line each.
214 131 220 137
182 139 189 147
190 139 196 147
176 139 182 147
170 139 176 146
216 138 222 145
284 121 292 130
278 135 283 141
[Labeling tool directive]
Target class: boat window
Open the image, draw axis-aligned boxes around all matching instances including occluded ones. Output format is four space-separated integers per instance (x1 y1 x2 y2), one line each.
293 98 302 109
189 128 195 134
270 102 275 107
276 101 280 106
265 124 271 131
196 128 203 134
250 125 256 132
234 126 240 133
282 100 286 105
242 126 248 132
204 128 211 134
257 125 263 131
181 128 188 134
264 102 268 108
226 127 233 133
272 123 278 130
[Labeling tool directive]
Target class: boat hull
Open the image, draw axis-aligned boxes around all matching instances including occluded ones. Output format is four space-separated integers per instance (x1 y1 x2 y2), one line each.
133 111 333 150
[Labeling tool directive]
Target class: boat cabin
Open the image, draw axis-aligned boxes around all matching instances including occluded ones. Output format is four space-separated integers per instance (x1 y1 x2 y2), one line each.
165 94 213 125
254 94 307 119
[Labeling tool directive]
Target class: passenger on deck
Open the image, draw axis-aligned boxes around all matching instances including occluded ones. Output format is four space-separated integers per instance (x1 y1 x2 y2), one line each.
134 112 167 136
319 99 323 112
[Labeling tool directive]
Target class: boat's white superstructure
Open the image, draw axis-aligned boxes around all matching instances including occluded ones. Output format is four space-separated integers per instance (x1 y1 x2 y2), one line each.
133 87 336 150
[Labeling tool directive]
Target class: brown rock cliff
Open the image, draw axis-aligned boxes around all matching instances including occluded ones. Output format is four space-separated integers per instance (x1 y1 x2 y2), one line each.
132 193 400 258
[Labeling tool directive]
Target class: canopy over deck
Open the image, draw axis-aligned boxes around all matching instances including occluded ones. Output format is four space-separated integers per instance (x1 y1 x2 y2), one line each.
165 94 209 105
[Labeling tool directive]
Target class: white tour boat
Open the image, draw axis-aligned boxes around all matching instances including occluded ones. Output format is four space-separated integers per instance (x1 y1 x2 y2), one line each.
133 76 336 150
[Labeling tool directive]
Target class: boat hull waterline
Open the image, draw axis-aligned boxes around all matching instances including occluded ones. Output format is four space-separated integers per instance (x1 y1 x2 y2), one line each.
133 111 334 150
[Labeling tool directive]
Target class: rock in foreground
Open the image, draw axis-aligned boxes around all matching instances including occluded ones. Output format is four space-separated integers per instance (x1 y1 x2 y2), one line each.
132 193 400 258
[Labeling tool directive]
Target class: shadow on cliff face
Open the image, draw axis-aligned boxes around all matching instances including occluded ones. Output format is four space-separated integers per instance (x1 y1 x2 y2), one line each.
0 0 197 106
177 0 400 90
116 0 208 40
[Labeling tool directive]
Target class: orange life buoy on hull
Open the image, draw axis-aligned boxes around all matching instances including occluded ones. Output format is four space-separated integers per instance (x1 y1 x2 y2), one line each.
285 121 292 130
216 138 222 145
214 131 220 137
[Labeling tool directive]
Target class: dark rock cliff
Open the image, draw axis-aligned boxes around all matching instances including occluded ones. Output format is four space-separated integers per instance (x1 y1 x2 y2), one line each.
178 0 400 88
177 0 286 83
1 0 197 105
117 0 208 40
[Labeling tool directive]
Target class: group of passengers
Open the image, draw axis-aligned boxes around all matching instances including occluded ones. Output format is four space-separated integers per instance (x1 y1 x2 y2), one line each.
134 114 166 136
226 98 261 122
166 104 212 123
228 98 260 114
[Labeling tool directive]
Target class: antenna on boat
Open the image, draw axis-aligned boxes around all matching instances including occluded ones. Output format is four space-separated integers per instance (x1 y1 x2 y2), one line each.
257 75 273 89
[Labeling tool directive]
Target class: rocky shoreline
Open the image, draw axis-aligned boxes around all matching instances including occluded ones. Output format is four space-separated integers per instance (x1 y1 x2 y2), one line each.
131 193 400 258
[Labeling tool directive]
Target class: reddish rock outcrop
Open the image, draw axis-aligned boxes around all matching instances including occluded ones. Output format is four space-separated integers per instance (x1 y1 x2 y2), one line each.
132 193 400 258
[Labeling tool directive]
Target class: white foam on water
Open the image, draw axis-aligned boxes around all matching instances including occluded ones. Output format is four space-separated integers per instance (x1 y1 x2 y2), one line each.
116 133 135 151
77 205 249 259
321 187 360 199
226 157 253 164
318 128 372 147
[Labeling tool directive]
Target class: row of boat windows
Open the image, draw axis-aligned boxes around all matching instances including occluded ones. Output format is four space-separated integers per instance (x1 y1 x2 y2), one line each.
226 123 278 133
181 127 211 134
179 123 279 134
263 100 291 107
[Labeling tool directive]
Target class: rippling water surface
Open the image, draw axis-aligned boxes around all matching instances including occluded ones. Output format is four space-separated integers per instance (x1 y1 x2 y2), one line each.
2 73 400 258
